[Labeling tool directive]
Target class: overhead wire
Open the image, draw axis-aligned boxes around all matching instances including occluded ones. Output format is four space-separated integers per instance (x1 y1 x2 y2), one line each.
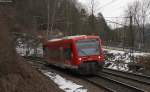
104 16 129 19
105 19 127 27
96 0 120 12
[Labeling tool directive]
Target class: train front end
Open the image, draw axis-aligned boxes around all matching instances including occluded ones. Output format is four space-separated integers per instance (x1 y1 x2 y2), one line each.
74 37 104 75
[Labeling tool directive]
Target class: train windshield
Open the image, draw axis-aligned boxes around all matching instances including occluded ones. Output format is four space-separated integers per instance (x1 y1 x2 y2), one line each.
76 39 100 56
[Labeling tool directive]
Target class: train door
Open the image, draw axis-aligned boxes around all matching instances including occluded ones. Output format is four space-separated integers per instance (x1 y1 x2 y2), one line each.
63 44 72 64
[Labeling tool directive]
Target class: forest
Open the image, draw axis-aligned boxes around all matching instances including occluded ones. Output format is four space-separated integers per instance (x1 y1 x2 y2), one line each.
13 0 150 51
0 0 150 92
0 0 110 92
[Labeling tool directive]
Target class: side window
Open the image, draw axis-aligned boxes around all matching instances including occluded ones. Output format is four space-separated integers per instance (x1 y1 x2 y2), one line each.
49 49 60 58
64 48 71 60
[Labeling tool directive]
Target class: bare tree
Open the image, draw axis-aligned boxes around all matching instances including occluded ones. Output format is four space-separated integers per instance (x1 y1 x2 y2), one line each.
88 0 99 33
124 0 150 49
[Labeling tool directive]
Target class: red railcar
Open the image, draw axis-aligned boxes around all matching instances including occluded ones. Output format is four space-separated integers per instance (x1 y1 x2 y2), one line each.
43 35 104 74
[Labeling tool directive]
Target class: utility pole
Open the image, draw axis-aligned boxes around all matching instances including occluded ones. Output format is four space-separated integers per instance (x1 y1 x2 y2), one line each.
90 0 96 34
50 0 57 35
47 0 50 39
142 20 145 49
129 15 134 62
130 15 134 48
91 0 94 15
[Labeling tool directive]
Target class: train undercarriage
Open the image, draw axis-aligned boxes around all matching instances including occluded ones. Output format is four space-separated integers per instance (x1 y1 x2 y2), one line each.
78 61 104 75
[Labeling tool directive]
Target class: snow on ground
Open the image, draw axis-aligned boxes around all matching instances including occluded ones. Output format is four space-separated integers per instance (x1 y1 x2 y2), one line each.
16 46 43 57
104 48 150 57
104 48 150 71
41 70 87 92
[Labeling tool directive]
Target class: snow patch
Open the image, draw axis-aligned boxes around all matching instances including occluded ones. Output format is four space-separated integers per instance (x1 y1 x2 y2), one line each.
16 44 43 57
41 70 87 92
104 48 150 71
104 48 150 57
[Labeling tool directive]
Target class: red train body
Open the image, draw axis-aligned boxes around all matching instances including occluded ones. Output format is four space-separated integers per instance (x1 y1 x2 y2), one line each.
43 35 104 74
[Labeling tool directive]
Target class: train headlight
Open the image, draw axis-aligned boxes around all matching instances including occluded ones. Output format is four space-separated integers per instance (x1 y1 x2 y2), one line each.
78 58 82 61
98 56 101 59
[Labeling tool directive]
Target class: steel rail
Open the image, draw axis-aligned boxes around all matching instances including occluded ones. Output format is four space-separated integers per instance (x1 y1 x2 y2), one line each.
25 57 115 92
83 78 116 92
96 75 146 92
102 69 150 85
99 72 150 92
24 57 147 92
104 68 150 78
103 68 150 83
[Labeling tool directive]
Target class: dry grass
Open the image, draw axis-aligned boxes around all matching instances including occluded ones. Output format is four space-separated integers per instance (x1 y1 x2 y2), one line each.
0 56 61 92
136 56 150 70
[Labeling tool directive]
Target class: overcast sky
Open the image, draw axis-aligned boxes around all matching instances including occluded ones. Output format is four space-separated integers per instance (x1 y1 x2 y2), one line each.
78 0 143 28
78 0 141 17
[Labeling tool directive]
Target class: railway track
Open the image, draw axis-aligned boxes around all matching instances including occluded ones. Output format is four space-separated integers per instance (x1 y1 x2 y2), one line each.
24 57 149 92
85 75 146 92
102 68 150 92
103 68 150 84
24 57 115 92
82 77 116 92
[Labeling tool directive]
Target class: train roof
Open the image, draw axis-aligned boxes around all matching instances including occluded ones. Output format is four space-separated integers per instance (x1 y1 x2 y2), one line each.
50 35 99 41
44 35 100 46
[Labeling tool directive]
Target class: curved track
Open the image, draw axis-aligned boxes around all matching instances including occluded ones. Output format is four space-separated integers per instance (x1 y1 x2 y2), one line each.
103 68 150 84
81 77 116 92
93 75 145 92
24 57 149 92
24 57 113 92
102 68 150 92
